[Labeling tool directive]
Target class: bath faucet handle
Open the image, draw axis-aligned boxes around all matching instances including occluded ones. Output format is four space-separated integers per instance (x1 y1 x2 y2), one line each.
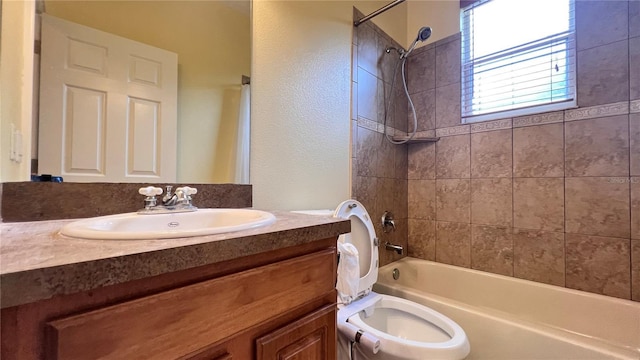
382 211 396 233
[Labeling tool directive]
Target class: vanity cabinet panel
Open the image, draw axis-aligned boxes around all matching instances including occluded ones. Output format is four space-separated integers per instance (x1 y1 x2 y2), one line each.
256 304 336 360
45 249 335 360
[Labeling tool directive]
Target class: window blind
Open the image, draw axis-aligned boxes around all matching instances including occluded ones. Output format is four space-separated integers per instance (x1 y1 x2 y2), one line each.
461 0 576 121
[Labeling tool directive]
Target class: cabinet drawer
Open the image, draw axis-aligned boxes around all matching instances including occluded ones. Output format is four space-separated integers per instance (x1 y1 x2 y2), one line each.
46 249 336 360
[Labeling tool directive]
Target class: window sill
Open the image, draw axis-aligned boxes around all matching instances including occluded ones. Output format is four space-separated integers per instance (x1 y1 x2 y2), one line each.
462 99 577 124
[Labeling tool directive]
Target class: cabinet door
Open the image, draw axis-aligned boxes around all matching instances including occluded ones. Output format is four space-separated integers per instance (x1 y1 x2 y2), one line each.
45 250 335 360
256 304 336 360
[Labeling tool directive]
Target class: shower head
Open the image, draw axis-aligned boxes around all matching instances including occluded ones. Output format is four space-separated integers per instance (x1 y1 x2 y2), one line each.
400 26 432 59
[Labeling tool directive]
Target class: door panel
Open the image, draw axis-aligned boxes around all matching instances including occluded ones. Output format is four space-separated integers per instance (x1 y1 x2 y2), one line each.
38 14 177 182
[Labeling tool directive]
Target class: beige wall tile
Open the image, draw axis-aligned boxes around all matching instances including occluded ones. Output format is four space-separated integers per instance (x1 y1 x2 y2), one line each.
566 234 631 300
408 143 436 180
513 229 565 286
394 145 408 181
377 79 389 126
565 115 629 177
393 179 408 219
513 123 564 177
471 178 513 227
471 129 512 178
377 34 399 85
631 1 640 38
633 179 640 240
630 37 640 100
435 38 461 87
631 114 640 176
356 126 379 177
436 221 471 267
354 176 377 215
357 67 378 122
375 178 396 234
436 179 470 223
436 134 470 179
513 178 564 232
408 180 435 220
632 240 640 301
356 23 378 77
393 84 410 132
576 0 628 51
408 219 436 261
435 83 462 129
471 225 513 276
577 40 629 107
565 177 630 238
412 89 436 131
380 218 408 267
351 82 358 120
407 47 435 94
375 128 395 179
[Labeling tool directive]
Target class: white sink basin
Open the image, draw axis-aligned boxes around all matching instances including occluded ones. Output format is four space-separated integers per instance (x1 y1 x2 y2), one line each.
60 209 276 240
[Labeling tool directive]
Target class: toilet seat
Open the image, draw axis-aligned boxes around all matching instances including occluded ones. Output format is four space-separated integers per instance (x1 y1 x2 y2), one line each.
345 293 470 360
335 200 378 299
334 200 470 360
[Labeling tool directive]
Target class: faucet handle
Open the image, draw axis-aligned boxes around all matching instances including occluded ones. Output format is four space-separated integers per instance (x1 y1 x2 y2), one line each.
138 186 163 197
139 186 162 210
176 186 197 196
382 211 396 233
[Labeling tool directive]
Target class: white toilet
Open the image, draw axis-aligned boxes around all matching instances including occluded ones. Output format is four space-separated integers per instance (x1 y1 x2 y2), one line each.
333 200 470 360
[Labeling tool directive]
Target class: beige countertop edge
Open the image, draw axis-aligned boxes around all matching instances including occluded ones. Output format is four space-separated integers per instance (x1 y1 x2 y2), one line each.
0 211 350 309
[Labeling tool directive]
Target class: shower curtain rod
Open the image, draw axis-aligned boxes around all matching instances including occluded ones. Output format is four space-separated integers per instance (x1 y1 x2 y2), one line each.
354 0 406 27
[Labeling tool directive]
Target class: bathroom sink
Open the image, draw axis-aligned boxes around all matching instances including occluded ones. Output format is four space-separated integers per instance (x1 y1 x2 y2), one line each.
60 209 277 240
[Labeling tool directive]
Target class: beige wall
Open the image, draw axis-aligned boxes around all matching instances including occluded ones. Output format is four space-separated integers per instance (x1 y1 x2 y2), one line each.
0 0 35 182
251 0 407 211
42 1 251 183
407 0 459 47
357 0 408 46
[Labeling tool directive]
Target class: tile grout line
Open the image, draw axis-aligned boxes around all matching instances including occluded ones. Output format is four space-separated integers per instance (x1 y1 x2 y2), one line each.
628 0 633 299
563 108 567 288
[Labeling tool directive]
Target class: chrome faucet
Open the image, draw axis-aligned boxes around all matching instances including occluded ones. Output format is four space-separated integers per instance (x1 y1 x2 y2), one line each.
162 185 177 206
138 186 198 214
385 242 403 255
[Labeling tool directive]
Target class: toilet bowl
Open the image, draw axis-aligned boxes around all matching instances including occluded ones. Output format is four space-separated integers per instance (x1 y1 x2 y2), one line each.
333 200 470 360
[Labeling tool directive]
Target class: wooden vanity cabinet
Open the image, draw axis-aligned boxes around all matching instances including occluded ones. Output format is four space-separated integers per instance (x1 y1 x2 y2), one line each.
1 238 338 360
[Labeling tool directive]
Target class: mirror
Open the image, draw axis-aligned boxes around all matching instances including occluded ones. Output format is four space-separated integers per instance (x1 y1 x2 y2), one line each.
34 0 251 184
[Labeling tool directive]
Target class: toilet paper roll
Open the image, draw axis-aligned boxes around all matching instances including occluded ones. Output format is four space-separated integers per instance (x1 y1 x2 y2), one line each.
337 321 380 354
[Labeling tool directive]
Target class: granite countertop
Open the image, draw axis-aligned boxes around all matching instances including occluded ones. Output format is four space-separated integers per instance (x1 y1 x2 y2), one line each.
0 211 350 309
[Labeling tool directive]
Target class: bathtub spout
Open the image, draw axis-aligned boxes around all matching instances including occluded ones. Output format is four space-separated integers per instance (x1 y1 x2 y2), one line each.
385 242 403 255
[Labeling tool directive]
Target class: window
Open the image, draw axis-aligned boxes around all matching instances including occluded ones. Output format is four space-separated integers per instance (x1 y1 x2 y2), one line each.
461 0 576 122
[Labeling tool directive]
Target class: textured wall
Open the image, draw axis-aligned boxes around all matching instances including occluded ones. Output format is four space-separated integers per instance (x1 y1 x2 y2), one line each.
251 1 352 211
405 0 640 301
351 9 409 267
0 0 35 182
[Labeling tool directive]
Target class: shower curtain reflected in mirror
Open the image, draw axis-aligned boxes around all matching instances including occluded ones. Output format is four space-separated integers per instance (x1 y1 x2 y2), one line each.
235 84 250 184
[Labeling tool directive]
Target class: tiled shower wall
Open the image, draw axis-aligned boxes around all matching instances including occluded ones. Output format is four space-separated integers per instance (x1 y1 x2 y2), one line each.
404 1 640 301
351 9 409 267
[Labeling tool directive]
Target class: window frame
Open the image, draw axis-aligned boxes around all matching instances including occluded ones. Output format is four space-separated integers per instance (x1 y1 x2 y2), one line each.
460 0 577 124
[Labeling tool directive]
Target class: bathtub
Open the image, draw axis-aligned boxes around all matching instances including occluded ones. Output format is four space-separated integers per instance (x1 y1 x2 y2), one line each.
374 258 640 360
